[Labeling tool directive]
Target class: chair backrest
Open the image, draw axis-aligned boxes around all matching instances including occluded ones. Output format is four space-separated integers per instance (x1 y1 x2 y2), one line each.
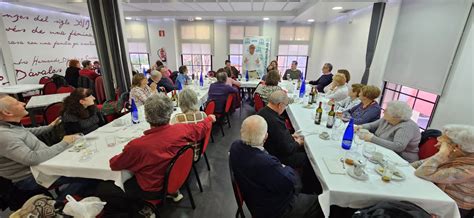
95 76 106 104
39 76 51 84
164 145 194 195
56 86 75 94
77 76 96 95
204 100 216 116
43 82 57 95
228 155 246 217
44 102 63 124
224 94 234 113
254 93 265 112
201 123 212 155
418 129 442 159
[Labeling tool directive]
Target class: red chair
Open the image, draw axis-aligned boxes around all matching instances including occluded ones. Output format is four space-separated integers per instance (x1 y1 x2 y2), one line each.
191 124 213 193
39 76 51 84
204 100 216 143
419 137 439 159
254 93 265 112
95 76 106 104
20 115 44 127
229 155 248 218
145 145 196 213
56 86 75 94
44 102 63 124
214 94 234 136
43 82 57 95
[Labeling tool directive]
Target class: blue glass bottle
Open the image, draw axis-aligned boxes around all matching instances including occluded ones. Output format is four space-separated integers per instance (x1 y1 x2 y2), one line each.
341 118 354 150
245 70 249 82
131 99 139 124
299 78 306 98
199 72 204 87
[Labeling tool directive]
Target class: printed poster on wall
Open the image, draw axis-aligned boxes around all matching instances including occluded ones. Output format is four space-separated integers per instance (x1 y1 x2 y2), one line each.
0 3 98 85
242 36 271 78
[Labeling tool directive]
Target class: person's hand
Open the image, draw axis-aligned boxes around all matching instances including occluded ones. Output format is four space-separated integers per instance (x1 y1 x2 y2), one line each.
295 136 304 146
208 114 216 123
336 112 343 118
62 135 77 144
48 117 61 127
438 142 455 155
361 132 373 141
150 82 157 91
354 125 362 132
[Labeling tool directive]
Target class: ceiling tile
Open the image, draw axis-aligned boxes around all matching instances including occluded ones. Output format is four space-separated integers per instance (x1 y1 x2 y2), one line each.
252 2 264 11
263 2 286 11
197 3 223 11
230 2 252 11
218 2 234 11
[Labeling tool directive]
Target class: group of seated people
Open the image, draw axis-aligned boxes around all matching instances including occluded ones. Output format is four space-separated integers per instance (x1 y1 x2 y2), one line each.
65 59 101 87
1 57 473 217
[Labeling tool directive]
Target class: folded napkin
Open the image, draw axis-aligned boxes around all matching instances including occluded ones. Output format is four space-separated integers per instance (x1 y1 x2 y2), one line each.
323 157 346 175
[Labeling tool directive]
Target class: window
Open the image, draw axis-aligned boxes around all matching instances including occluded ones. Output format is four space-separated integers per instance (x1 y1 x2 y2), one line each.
228 25 261 71
277 44 309 78
381 82 439 130
279 26 311 41
181 24 211 40
128 42 150 72
181 43 212 77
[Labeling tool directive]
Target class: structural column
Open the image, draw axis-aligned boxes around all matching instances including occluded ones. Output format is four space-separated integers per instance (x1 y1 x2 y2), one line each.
361 2 386 84
87 0 131 99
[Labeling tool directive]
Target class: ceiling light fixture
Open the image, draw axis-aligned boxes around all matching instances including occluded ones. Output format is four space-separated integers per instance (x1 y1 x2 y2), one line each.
332 6 343 10
195 17 202 20
263 17 270 21
125 17 132 20
307 19 315 22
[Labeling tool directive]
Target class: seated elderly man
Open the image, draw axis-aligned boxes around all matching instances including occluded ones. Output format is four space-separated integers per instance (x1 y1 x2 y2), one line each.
0 94 96 200
257 90 320 193
207 71 239 114
110 94 216 201
230 115 322 218
412 124 474 218
156 65 177 93
356 101 421 162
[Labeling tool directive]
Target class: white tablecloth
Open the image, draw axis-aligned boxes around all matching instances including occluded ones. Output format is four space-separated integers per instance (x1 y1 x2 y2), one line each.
31 86 209 190
0 84 44 94
286 102 460 218
239 79 260 88
26 93 70 109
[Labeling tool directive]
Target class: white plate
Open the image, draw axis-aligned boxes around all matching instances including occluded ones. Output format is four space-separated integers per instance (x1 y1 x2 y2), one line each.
374 166 406 181
347 167 368 181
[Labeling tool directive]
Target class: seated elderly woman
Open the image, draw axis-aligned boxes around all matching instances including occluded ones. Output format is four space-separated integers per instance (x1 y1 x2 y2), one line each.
254 70 283 104
356 101 421 162
171 88 207 124
331 83 364 112
323 73 348 102
339 85 381 125
130 73 158 106
412 125 474 218
61 88 102 135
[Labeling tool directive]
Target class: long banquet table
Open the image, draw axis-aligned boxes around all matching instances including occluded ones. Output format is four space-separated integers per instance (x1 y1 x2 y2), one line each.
30 84 210 190
286 98 460 218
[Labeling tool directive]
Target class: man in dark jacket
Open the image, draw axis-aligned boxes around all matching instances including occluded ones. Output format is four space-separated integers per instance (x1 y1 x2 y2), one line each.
309 63 333 93
230 115 322 218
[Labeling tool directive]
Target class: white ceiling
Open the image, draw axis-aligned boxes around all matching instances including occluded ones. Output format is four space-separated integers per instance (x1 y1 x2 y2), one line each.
4 0 381 22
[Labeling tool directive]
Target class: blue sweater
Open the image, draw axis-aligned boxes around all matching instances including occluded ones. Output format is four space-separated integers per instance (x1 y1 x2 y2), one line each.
230 140 296 218
309 73 333 93
344 102 381 125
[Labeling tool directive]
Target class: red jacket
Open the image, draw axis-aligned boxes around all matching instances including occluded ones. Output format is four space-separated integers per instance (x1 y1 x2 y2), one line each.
79 69 99 81
109 117 212 192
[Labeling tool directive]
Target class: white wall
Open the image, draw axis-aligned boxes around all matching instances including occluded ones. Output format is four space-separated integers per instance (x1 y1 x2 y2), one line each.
146 19 179 71
213 20 228 70
430 11 474 128
307 22 326 81
262 21 278 61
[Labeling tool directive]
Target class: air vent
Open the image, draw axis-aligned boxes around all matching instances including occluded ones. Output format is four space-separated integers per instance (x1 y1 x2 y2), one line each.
339 9 354 14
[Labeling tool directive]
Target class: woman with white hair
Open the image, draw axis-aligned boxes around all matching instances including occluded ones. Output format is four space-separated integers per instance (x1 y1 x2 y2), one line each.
356 101 421 162
171 88 207 124
412 125 474 218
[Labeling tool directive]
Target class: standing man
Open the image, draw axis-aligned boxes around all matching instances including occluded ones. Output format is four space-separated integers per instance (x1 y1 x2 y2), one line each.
283 61 302 80
309 63 333 93
224 60 240 79
243 44 261 79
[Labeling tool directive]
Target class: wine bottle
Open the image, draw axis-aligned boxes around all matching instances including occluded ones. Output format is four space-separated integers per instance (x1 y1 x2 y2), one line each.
311 87 317 103
308 88 314 105
131 99 139 124
341 118 354 150
326 105 335 128
314 102 323 125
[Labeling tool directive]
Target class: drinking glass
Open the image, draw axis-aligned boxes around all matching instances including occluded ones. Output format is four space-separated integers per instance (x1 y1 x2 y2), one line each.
106 136 117 147
331 129 343 141
74 133 87 149
381 165 393 183
354 134 364 147
363 144 376 159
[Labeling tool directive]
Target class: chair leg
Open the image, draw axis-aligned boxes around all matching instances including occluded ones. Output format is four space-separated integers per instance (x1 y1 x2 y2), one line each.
185 181 196 209
203 152 210 171
192 164 203 192
211 133 215 143
226 114 231 128
220 123 225 136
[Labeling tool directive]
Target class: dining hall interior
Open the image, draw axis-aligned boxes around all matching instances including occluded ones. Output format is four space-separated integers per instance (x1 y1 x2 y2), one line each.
0 0 473 217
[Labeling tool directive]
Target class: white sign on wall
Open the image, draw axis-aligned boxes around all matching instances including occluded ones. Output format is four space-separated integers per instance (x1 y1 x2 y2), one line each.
0 3 98 85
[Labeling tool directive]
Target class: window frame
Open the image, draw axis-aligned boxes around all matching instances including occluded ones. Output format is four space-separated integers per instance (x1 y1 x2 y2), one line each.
380 81 440 130
129 52 150 73
180 54 213 77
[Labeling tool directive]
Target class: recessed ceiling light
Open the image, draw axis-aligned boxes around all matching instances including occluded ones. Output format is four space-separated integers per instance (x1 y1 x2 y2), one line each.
307 19 315 22
263 17 270 21
125 17 132 20
332 6 343 10
195 17 202 20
